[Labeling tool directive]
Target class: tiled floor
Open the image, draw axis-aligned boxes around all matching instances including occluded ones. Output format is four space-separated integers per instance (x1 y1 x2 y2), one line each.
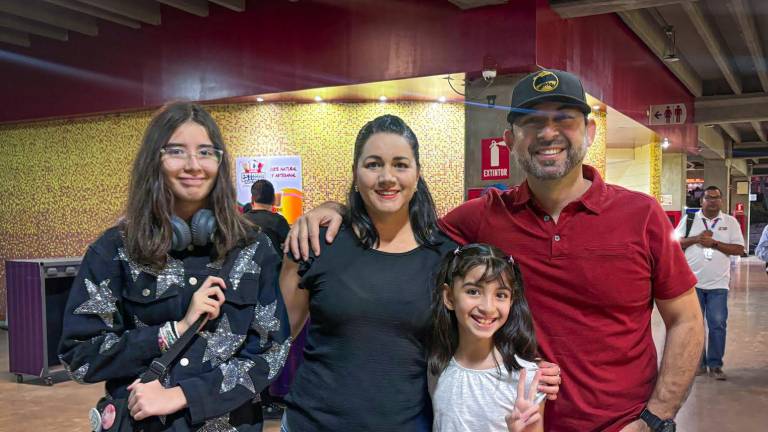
1 258 766 431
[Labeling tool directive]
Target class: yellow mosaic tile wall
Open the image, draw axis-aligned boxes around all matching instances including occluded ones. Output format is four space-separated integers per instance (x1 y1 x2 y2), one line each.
0 102 465 318
585 110 607 178
649 134 662 202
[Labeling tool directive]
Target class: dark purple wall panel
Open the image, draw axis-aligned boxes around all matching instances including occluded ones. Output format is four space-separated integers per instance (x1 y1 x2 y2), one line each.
6 260 44 377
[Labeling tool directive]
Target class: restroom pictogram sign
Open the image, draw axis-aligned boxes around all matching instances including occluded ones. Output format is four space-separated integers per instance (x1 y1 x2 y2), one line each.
481 137 509 180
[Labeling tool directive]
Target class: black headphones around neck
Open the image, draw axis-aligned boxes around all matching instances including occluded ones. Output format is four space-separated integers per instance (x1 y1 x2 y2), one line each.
170 209 216 251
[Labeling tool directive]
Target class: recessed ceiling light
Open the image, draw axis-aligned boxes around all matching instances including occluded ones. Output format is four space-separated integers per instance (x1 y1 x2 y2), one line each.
437 96 447 103
256 97 264 102
379 96 387 102
314 96 323 102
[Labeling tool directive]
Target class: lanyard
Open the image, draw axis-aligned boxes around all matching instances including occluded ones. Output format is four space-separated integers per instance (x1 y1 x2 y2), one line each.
702 217 720 231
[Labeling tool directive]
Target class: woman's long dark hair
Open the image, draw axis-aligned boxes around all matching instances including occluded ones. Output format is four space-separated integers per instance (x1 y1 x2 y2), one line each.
428 243 538 377
121 101 248 268
347 114 438 248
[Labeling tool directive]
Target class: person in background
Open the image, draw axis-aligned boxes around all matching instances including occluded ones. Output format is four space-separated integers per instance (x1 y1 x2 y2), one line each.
245 179 291 255
755 224 768 274
677 186 745 381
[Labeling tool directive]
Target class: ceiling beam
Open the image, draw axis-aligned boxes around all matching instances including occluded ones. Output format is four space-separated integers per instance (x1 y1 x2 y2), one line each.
0 12 68 41
549 0 693 19
719 123 741 143
0 26 28 46
448 0 507 10
727 0 768 92
681 1 741 94
44 0 141 29
734 141 768 149
618 9 703 96
209 0 246 12
695 93 768 123
76 0 160 25
157 0 209 17
753 121 767 142
0 0 97 36
698 124 726 158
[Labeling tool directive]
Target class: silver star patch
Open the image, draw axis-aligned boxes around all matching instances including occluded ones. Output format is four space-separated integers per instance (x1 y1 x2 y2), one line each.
207 258 225 270
198 414 238 432
219 358 256 394
67 363 89 383
259 337 292 380
229 242 261 291
156 256 184 298
133 315 148 328
200 315 246 367
94 333 120 353
114 248 156 280
251 301 280 346
74 279 118 327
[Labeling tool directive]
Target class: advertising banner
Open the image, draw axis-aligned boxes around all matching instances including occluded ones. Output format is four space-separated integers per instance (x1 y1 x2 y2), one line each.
236 156 303 224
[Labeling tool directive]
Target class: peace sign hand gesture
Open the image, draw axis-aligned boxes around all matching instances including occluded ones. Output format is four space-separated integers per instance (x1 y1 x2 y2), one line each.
505 368 544 432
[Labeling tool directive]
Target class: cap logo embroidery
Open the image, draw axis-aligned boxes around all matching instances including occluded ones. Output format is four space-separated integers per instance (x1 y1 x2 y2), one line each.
532 71 559 93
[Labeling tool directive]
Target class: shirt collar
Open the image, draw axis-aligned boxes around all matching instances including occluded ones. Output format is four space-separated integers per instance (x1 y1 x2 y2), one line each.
698 210 724 221
510 165 607 214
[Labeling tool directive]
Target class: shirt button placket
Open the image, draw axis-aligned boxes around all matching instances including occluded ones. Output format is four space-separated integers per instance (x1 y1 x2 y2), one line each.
552 234 562 257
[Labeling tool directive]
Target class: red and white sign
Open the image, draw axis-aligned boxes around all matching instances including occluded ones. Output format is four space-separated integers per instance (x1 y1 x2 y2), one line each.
481 137 509 180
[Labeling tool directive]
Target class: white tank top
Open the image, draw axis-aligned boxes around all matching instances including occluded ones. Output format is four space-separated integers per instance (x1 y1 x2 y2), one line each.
431 355 544 432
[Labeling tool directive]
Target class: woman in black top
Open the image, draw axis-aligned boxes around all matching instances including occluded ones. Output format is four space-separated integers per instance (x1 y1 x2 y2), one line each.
280 115 456 431
59 102 291 431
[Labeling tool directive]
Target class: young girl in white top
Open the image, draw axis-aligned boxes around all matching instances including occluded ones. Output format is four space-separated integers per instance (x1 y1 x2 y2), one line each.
429 243 545 432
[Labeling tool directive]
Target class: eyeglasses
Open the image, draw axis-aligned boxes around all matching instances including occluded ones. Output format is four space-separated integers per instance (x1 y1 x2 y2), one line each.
160 145 223 167
514 110 584 135
703 195 722 201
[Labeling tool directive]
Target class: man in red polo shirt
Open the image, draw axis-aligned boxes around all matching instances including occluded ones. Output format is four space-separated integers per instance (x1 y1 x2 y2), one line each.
438 70 702 432
286 70 703 432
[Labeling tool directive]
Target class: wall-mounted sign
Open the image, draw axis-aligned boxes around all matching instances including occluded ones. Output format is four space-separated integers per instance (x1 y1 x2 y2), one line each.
648 103 687 125
481 137 509 180
661 194 673 206
237 156 303 224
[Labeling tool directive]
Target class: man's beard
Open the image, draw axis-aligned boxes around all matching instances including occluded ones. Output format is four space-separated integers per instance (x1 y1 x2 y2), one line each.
513 135 589 180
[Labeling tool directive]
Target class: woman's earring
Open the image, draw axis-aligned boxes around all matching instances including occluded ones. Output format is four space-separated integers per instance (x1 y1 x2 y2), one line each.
354 184 359 192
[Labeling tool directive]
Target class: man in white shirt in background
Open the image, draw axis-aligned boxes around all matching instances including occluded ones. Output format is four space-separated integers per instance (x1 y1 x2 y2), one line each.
676 186 745 381
755 225 768 274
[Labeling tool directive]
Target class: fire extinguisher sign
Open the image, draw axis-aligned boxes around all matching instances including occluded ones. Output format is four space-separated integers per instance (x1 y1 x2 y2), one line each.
481 137 509 180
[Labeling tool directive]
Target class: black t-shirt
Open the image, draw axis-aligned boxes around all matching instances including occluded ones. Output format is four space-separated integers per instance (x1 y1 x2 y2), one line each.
245 209 290 254
284 226 456 432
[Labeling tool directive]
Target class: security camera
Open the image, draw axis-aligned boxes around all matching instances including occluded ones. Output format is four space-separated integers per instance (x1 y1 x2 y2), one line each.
482 69 497 81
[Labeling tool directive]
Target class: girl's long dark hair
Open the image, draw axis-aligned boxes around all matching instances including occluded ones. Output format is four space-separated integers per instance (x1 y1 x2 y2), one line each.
121 102 249 268
347 114 438 248
428 243 538 377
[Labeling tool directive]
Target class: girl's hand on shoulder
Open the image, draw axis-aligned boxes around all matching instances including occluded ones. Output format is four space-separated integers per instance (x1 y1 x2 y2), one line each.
505 369 543 432
127 379 187 421
536 360 561 401
177 276 226 336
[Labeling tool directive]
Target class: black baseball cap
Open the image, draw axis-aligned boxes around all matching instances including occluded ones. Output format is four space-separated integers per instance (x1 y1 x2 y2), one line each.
507 69 591 124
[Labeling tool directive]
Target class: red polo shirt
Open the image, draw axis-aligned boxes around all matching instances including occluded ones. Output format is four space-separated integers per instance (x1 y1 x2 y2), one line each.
439 166 696 432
